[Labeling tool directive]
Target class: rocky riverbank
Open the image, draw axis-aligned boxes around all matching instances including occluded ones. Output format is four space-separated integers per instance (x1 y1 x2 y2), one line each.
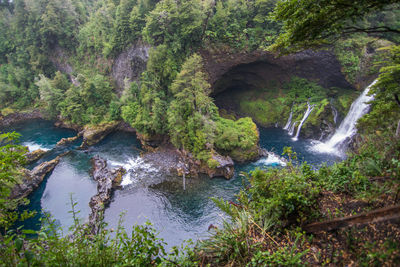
0 110 43 128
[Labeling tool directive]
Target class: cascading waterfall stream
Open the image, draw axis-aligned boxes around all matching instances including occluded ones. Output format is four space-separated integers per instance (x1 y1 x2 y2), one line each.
293 102 315 141
283 108 293 130
288 121 298 136
312 79 377 155
331 103 339 125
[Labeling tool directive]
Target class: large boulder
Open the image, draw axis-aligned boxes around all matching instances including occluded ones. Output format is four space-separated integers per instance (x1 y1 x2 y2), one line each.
136 132 168 152
200 153 235 179
56 133 82 147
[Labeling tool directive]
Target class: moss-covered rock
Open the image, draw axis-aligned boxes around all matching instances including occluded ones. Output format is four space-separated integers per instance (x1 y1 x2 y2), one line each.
200 152 234 179
176 149 234 179
0 109 43 127
80 121 119 148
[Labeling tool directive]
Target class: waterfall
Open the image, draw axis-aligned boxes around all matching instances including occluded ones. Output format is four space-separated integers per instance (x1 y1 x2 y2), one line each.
293 102 315 141
283 109 293 130
183 173 186 191
312 80 377 155
331 103 339 125
288 121 298 136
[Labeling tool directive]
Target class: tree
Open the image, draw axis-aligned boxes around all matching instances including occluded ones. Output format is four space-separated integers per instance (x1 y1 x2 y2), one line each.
35 72 70 117
272 0 400 52
108 0 136 56
167 54 217 157
133 71 167 135
0 132 28 230
143 0 205 53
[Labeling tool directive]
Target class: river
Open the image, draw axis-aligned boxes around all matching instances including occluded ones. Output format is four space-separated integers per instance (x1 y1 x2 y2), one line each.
5 120 340 248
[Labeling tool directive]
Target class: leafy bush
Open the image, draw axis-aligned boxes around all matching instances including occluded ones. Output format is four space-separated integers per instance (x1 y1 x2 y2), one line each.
215 117 258 152
246 165 319 230
248 243 307 267
1 213 168 266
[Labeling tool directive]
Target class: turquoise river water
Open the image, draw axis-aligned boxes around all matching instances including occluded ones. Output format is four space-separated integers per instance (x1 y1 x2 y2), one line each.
5 119 340 248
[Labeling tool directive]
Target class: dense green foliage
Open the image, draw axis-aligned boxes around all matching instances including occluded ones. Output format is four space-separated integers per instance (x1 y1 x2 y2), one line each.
272 0 400 52
0 132 28 230
167 54 217 159
359 45 400 134
205 0 281 50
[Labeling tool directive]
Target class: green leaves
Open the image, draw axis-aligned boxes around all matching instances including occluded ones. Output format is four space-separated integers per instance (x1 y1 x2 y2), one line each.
272 0 400 53
143 0 205 53
167 54 216 157
0 131 28 229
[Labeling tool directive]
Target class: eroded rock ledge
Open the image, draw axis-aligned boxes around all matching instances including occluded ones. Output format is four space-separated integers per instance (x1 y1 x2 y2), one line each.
79 122 120 149
10 156 62 199
0 110 43 128
88 156 125 234
25 149 48 164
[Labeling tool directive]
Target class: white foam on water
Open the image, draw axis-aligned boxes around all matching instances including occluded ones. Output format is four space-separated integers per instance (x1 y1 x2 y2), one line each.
256 152 287 167
23 142 51 152
108 157 160 186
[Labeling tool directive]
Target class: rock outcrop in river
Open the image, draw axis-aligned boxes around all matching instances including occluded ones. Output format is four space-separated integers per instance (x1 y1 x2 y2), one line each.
25 149 48 164
139 145 235 179
176 150 235 179
56 133 82 147
88 156 125 234
80 122 119 149
10 156 61 199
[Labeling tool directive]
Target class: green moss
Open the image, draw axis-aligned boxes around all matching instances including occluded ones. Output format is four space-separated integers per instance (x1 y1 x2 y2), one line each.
307 99 330 126
1 107 16 116
207 157 220 169
239 98 287 127
336 90 359 115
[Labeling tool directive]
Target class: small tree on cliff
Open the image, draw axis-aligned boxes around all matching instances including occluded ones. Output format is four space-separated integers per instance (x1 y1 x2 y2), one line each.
167 54 217 159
